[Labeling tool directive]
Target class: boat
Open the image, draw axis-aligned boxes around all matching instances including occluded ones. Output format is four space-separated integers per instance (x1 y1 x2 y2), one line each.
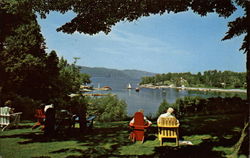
80 88 93 92
135 87 140 92
127 83 132 89
94 86 112 91
80 85 93 92
80 85 93 90
102 86 112 90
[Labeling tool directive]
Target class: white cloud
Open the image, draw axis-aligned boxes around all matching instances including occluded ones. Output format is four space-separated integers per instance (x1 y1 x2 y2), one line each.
92 28 189 58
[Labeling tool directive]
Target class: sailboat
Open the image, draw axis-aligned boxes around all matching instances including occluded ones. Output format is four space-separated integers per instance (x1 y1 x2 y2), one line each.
127 83 132 89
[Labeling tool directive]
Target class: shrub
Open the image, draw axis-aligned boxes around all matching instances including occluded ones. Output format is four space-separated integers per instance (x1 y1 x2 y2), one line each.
157 99 171 117
172 96 247 116
173 96 203 115
69 96 87 114
12 95 41 120
88 95 127 122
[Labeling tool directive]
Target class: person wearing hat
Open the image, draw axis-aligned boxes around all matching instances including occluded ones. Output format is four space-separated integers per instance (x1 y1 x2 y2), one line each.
157 107 179 125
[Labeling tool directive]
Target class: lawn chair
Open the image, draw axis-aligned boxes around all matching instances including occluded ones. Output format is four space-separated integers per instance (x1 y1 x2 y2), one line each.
72 115 96 129
86 115 96 128
32 109 46 130
0 107 22 131
157 117 179 146
129 112 149 143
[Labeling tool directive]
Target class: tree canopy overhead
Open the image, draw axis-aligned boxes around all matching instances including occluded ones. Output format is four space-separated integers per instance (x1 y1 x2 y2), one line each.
33 0 248 52
36 0 237 32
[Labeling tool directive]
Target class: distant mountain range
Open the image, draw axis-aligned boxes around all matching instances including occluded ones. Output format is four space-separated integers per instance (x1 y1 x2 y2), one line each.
79 66 155 80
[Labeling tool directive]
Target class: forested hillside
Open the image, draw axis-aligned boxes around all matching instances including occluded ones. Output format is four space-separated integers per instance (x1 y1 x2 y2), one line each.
79 66 155 79
140 70 246 89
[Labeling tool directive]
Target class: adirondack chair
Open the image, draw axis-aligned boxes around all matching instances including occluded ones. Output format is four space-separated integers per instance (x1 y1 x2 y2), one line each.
86 115 96 128
129 112 149 143
32 109 46 130
157 117 179 146
0 107 22 131
71 114 96 129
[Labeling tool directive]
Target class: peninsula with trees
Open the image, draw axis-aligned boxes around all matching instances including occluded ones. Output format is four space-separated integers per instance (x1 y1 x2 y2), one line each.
140 70 247 93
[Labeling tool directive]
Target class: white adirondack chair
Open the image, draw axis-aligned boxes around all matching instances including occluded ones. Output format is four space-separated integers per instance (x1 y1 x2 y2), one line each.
0 107 22 131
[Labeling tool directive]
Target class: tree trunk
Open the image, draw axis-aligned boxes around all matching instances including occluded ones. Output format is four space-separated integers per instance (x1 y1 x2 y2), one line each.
247 2 250 103
248 45 249 103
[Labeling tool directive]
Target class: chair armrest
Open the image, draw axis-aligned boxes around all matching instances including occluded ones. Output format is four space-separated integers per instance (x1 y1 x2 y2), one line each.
157 125 179 128
10 112 22 116
0 112 21 116
131 125 149 129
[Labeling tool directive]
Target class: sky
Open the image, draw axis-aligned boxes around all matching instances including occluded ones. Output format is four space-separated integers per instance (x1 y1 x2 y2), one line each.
37 7 246 74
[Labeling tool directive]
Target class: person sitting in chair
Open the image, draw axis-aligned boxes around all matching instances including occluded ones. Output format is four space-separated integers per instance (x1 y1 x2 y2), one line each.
129 109 152 127
157 107 180 125
129 109 152 142
32 104 46 130
4 100 14 114
3 100 15 122
157 107 181 145
44 104 55 136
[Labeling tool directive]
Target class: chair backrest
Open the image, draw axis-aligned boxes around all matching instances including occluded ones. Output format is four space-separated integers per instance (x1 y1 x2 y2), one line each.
0 107 11 126
86 115 96 128
157 117 179 138
133 112 146 129
0 107 11 116
158 117 179 127
35 109 46 119
130 112 147 141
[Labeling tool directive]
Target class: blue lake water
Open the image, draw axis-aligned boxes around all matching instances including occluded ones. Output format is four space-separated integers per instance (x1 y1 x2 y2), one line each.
88 77 247 117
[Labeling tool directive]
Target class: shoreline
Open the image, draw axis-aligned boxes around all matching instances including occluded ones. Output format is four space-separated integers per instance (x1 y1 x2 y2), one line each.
139 84 247 93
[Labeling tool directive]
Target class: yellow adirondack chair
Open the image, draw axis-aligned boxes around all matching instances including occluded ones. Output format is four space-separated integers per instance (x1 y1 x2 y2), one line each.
0 107 22 131
157 117 179 146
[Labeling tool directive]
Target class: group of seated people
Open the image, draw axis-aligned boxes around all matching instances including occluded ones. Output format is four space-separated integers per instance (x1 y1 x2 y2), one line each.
128 107 180 143
32 103 96 135
129 107 179 127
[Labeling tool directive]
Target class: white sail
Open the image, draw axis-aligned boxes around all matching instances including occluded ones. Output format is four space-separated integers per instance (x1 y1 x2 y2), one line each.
127 83 132 89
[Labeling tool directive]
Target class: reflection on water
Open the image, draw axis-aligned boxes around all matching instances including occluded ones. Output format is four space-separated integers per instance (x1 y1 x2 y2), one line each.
89 77 247 117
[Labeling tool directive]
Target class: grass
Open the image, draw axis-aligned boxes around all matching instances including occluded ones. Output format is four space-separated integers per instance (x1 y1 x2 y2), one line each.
0 113 248 158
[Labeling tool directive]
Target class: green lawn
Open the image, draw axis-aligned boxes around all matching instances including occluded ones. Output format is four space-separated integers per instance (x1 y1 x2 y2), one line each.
0 114 248 158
